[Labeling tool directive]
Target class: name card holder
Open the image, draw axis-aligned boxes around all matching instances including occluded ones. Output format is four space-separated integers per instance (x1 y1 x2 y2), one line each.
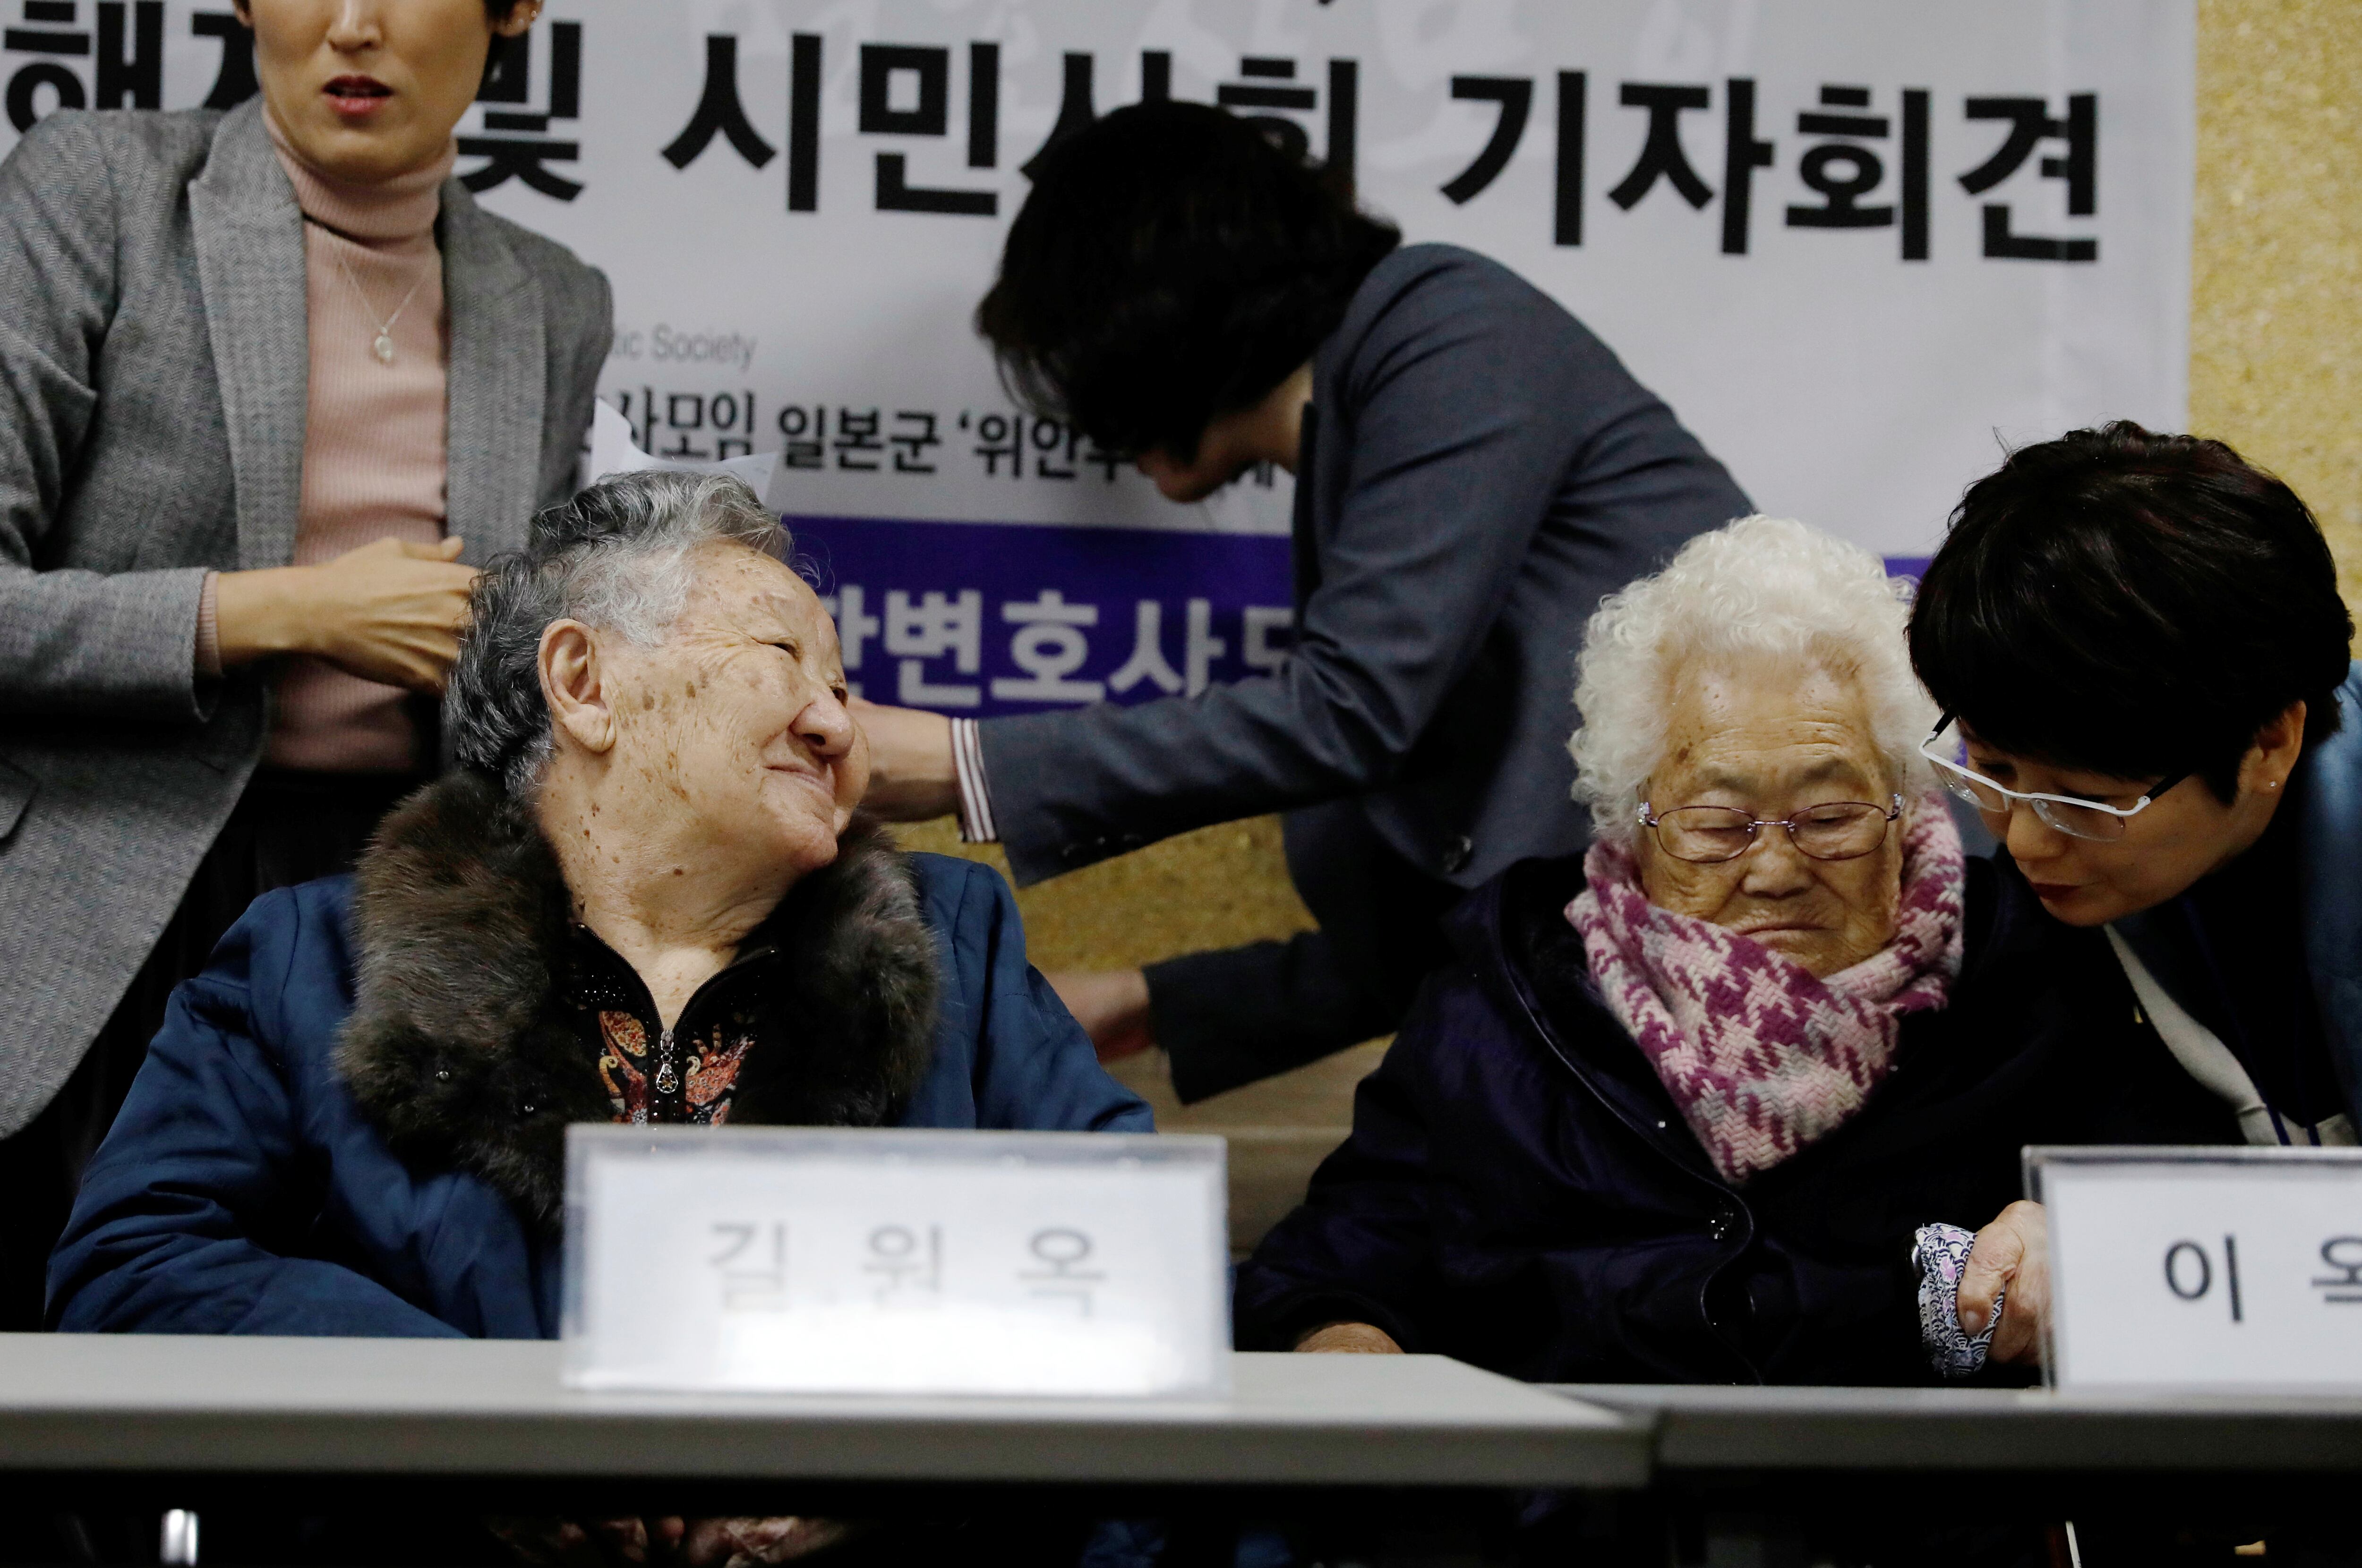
563 1125 1230 1398
2027 1146 2362 1394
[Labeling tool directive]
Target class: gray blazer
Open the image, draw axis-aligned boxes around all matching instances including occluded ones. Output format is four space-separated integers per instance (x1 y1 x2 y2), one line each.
979 244 1750 890
0 100 611 1136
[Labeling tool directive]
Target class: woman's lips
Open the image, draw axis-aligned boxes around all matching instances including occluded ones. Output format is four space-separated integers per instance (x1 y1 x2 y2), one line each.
323 75 393 118
768 762 836 803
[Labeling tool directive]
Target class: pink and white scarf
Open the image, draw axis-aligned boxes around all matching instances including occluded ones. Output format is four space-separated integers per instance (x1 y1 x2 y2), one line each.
1565 798 1966 1184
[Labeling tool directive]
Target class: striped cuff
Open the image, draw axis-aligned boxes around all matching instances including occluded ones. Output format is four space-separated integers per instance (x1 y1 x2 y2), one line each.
194 571 222 678
950 716 998 843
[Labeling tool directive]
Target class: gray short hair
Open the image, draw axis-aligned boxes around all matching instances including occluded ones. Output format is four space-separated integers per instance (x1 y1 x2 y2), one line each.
1568 515 1937 846
448 470 788 797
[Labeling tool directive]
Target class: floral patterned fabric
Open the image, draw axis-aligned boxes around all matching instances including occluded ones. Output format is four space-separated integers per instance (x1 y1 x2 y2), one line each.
570 928 763 1126
591 1011 753 1125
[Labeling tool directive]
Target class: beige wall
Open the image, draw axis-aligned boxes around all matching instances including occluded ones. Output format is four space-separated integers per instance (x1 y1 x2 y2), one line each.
898 0 2362 1239
2193 0 2362 597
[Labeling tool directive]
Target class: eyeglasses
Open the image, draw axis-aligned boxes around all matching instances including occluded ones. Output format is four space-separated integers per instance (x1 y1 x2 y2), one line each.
1917 714 2187 842
1637 794 1904 864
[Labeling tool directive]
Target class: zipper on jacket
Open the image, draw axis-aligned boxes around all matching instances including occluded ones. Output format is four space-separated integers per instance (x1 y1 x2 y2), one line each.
1492 942 1766 1384
576 925 779 1113
654 1027 679 1095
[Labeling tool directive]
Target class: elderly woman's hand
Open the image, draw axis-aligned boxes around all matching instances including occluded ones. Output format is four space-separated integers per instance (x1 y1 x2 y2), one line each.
1293 1321 1404 1354
678 1516 854 1566
488 1516 854 1567
1959 1200 2050 1365
486 1515 643 1566
1047 969 1155 1062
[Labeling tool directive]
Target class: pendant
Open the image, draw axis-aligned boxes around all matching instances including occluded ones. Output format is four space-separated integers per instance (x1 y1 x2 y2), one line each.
372 332 396 365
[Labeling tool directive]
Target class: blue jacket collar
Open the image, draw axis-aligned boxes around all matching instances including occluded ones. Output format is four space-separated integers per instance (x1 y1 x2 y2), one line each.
2298 662 2362 1122
336 773 942 1225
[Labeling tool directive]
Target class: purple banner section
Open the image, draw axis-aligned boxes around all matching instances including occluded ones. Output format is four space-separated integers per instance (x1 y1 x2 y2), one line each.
785 515 1928 720
785 514 1295 718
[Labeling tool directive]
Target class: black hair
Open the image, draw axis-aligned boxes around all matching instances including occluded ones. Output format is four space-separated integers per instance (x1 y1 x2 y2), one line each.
975 99 1400 464
480 1 530 84
1908 420 2352 801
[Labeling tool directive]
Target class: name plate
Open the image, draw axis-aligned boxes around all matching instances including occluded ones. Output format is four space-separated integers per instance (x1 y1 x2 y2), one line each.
2028 1147 2362 1392
562 1125 1230 1398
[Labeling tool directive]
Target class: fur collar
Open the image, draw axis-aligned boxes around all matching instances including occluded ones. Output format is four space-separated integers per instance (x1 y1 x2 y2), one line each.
337 772 941 1225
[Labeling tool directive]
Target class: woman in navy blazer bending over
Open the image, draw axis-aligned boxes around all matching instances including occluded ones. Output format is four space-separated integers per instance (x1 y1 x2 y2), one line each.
50 472 1150 1341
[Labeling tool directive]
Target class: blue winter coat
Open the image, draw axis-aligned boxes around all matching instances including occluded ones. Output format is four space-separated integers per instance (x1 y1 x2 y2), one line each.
50 776 1152 1338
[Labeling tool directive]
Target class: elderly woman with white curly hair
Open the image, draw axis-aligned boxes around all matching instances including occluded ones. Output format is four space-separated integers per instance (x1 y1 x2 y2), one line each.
1235 516 2224 1388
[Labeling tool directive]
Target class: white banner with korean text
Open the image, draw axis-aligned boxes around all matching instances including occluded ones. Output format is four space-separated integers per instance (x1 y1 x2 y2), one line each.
0 0 2195 718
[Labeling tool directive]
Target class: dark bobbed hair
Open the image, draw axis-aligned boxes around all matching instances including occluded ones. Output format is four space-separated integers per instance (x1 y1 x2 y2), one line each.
1909 421 2352 801
480 0 530 79
976 100 1400 463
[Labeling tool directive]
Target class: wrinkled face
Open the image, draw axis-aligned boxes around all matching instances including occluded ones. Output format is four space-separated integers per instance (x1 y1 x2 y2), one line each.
1955 727 2278 928
239 0 531 183
1635 660 1904 979
599 545 868 878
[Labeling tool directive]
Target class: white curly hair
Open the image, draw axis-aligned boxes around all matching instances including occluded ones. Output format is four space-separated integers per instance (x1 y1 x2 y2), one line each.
1568 515 1937 846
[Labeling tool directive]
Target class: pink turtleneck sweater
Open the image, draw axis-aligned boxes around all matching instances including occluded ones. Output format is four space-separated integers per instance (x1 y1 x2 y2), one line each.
196 111 456 774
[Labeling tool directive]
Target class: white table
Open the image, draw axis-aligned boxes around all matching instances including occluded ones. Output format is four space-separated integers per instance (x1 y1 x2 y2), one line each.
1556 1383 2362 1474
0 1337 1645 1489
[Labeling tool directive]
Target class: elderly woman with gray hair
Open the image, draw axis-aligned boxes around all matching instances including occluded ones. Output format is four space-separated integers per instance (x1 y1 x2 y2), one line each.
1235 516 2225 1387
51 470 1150 1347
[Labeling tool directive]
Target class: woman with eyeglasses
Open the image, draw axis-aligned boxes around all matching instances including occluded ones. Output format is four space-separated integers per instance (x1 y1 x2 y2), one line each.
1234 519 2213 1414
1907 420 2361 1369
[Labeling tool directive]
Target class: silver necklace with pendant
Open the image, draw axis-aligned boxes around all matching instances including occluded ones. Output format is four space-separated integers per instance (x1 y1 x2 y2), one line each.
328 239 429 366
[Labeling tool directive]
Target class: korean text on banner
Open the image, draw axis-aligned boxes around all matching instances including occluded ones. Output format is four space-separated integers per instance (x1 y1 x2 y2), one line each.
0 2 2195 719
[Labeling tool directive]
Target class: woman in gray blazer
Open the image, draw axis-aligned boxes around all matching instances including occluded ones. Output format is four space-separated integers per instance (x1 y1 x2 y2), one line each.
0 0 611 1327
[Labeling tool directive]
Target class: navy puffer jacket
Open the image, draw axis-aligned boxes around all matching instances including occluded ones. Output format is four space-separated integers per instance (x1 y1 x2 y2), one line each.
1235 850 2234 1384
